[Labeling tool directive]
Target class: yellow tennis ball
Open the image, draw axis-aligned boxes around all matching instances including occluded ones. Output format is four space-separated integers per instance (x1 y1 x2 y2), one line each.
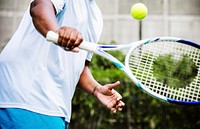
130 3 148 20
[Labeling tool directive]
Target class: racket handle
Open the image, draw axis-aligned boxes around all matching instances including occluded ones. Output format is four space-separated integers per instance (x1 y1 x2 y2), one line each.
46 31 96 52
46 31 59 43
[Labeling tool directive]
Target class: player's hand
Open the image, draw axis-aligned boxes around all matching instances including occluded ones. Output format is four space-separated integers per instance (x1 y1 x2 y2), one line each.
94 81 125 113
56 26 83 52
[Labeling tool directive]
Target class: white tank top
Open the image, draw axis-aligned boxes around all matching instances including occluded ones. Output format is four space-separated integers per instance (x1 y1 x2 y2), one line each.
0 0 103 122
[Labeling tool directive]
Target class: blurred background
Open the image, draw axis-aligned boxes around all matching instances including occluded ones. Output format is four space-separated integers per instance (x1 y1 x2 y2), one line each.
0 0 200 129
1 0 200 50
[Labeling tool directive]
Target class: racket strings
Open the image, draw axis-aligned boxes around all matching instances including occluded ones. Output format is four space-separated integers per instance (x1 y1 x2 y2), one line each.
129 41 200 102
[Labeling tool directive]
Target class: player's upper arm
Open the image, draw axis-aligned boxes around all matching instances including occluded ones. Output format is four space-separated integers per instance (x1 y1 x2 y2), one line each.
30 0 56 16
30 0 65 16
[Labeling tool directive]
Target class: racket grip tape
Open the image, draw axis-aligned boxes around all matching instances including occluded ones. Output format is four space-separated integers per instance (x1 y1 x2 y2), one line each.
46 31 96 52
46 31 59 43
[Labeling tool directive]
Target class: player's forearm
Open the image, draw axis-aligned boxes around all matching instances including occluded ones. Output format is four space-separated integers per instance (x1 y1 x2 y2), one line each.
30 0 59 37
78 63 101 95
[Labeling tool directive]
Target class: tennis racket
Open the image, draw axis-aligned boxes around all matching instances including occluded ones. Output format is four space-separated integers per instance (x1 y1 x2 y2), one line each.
46 31 200 105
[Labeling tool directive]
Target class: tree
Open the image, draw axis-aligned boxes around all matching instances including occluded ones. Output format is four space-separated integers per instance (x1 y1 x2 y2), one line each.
69 42 200 129
153 54 198 88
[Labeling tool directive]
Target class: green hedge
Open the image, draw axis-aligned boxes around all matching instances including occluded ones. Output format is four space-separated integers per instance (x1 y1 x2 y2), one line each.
69 43 200 129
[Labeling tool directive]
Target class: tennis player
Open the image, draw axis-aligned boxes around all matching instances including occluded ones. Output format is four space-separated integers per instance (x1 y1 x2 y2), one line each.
0 0 125 128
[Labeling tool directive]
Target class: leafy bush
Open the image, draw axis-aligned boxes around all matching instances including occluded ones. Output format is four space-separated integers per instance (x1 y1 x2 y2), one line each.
69 42 200 129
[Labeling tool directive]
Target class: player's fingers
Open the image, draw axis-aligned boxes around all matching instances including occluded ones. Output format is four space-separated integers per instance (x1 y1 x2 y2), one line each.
107 81 120 90
63 32 71 48
57 27 70 47
111 90 123 101
56 27 83 50
71 47 80 53
116 101 125 111
111 108 117 113
116 94 122 101
57 29 64 46
70 33 83 51
117 106 123 111
106 99 117 109
66 30 78 49
74 33 83 48
111 102 124 113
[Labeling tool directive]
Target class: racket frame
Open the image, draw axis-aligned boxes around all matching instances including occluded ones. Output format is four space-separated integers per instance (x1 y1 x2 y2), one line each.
46 31 200 105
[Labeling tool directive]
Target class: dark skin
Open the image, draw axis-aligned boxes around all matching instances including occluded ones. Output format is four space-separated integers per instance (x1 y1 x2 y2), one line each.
30 0 124 113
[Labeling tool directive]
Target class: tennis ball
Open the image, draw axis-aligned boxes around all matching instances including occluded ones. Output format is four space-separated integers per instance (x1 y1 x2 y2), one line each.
130 3 148 20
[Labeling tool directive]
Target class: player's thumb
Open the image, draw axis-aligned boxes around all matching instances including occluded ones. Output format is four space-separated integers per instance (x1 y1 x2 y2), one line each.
71 47 80 52
107 81 120 90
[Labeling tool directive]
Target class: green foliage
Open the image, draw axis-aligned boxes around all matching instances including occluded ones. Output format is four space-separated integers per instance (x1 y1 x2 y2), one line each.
90 50 129 83
153 54 198 88
69 42 200 129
